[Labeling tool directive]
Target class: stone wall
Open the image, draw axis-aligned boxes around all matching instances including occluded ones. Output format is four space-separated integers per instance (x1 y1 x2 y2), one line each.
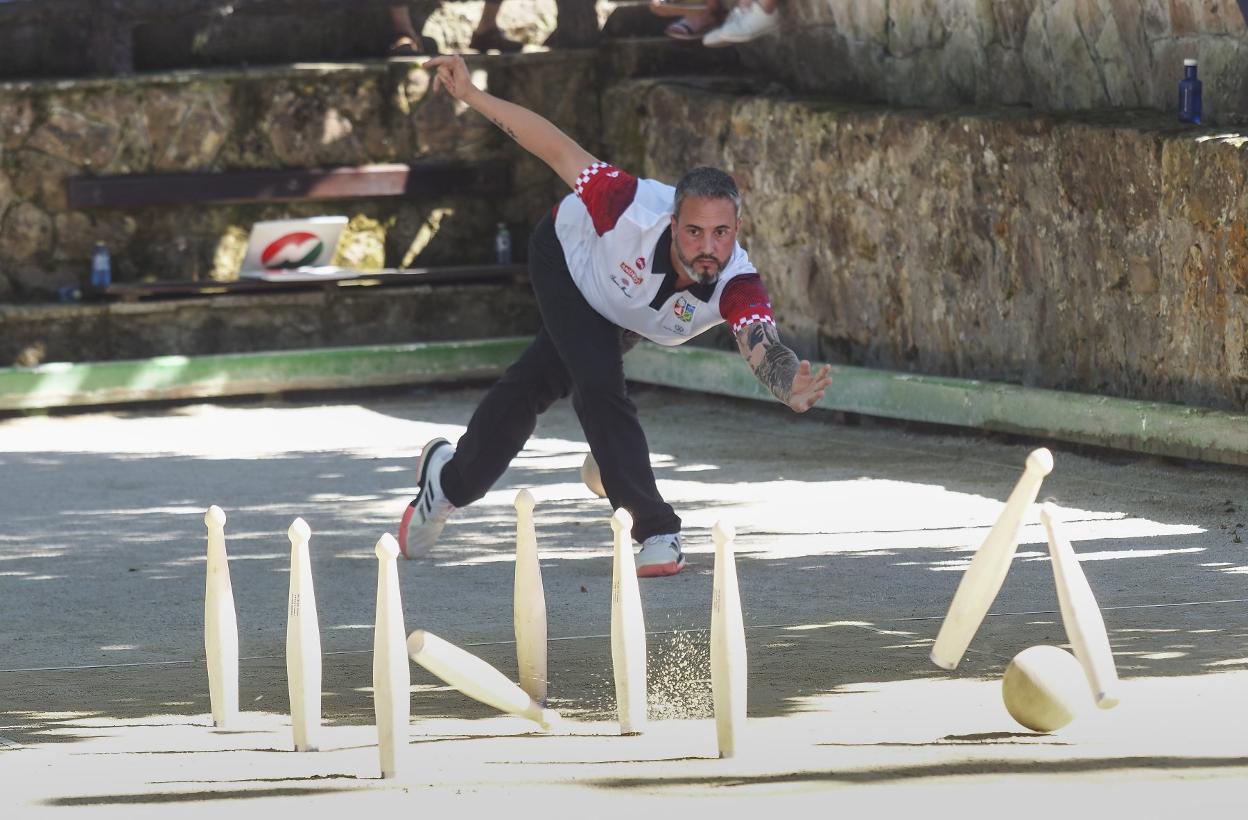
604 79 1248 411
0 51 597 299
751 0 1248 121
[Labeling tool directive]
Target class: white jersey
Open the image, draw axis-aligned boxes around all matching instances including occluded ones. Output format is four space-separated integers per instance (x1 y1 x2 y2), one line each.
552 162 774 347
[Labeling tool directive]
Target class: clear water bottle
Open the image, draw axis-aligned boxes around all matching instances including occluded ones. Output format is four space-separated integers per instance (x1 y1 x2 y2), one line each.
90 242 112 288
1179 58 1202 125
494 223 512 265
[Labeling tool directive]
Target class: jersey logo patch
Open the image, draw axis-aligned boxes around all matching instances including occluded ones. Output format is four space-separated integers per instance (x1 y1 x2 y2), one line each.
673 296 696 323
636 257 646 270
618 261 642 285
659 295 698 336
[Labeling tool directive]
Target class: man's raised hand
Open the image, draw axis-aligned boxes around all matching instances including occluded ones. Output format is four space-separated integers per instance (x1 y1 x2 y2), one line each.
427 55 478 102
422 56 593 184
787 361 832 413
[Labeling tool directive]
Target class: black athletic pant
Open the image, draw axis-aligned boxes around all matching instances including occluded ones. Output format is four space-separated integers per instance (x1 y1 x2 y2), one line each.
438 212 681 543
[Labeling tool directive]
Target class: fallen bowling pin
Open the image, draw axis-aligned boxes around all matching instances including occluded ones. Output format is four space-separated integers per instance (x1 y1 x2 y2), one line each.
1041 504 1120 709
931 448 1054 670
373 533 409 778
406 629 559 729
710 520 747 758
610 508 648 735
203 505 239 728
286 517 322 752
513 489 548 705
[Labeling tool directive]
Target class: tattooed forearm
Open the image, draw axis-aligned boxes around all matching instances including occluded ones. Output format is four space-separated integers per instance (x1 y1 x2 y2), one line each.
737 322 798 405
490 117 518 141
746 322 768 349
761 344 798 402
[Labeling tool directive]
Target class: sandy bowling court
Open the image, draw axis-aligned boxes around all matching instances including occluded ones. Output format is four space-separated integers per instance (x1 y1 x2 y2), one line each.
1 385 1246 812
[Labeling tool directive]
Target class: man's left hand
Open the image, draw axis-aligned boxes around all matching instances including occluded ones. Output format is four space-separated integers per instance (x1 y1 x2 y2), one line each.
788 361 832 413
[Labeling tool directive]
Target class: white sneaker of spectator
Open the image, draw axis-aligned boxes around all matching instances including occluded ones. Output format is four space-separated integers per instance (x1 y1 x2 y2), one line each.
703 2 780 47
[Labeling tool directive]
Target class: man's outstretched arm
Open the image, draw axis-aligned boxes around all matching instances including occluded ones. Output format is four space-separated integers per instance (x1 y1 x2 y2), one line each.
426 55 596 189
734 322 833 413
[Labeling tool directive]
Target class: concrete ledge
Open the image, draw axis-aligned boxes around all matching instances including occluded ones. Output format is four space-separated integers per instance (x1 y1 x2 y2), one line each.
5 338 1248 468
0 338 529 411
623 343 1248 468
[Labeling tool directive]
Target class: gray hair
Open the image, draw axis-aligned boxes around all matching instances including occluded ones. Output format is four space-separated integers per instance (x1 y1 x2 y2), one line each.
673 167 742 220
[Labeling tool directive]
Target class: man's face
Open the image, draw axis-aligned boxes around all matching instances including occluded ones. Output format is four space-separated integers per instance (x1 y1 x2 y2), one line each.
671 195 740 285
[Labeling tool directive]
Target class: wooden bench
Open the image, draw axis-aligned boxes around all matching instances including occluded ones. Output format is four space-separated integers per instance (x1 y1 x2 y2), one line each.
68 159 509 210
67 157 521 301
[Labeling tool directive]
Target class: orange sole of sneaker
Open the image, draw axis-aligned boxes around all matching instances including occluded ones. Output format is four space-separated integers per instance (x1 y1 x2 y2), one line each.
636 560 686 578
398 502 418 559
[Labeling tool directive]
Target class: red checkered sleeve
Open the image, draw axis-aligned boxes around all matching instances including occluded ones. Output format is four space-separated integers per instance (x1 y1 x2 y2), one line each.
720 273 775 334
574 162 638 236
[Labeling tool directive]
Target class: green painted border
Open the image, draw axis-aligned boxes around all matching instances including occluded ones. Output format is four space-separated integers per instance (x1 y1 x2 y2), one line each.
3 337 1247 467
622 343 1248 468
0 338 529 411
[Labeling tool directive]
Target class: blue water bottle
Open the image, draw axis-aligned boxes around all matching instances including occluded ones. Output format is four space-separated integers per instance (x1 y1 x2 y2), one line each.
494 223 512 265
90 242 112 288
1179 58 1202 125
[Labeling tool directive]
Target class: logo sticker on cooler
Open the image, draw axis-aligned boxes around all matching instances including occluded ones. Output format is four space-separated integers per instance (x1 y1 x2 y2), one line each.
261 232 323 269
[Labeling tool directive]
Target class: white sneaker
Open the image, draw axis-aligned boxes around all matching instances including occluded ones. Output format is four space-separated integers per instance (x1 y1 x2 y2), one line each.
636 533 687 578
399 438 456 558
702 3 779 47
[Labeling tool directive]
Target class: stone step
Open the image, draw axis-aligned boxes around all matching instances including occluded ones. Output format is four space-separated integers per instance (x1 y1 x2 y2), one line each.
0 282 539 367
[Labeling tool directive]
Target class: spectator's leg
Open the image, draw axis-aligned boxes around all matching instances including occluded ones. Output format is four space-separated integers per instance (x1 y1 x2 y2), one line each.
469 1 523 53
388 4 438 56
475 1 502 34
546 0 602 48
390 5 420 39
